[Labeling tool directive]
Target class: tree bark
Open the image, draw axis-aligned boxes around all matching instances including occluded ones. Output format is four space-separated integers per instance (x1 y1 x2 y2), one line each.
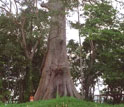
34 0 81 100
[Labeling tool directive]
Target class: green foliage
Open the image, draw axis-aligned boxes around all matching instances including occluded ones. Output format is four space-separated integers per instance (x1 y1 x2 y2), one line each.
62 0 79 10
84 1 116 26
70 0 124 103
81 1 117 39
67 40 81 83
80 0 124 104
0 4 47 102
0 77 10 102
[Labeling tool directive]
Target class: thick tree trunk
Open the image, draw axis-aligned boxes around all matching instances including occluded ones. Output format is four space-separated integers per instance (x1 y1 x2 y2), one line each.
34 0 81 100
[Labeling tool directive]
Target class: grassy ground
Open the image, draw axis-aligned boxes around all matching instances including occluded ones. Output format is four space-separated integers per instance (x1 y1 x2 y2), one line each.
1 97 124 107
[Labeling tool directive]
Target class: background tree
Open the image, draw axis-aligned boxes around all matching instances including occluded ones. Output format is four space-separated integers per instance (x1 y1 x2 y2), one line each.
70 0 124 103
80 0 124 103
0 0 48 102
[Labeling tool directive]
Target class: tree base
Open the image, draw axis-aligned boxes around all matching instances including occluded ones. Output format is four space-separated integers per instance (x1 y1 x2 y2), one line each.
34 67 81 100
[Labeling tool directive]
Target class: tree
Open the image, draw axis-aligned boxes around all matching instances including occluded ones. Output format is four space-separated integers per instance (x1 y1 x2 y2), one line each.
80 0 124 103
70 0 123 102
0 13 47 103
34 0 81 100
99 29 124 104
0 0 49 102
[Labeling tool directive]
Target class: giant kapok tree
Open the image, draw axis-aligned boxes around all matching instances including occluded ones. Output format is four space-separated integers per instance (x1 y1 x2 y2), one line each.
34 0 81 100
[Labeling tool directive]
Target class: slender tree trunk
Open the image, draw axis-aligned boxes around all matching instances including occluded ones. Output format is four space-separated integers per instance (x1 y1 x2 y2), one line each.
34 0 81 100
77 3 85 99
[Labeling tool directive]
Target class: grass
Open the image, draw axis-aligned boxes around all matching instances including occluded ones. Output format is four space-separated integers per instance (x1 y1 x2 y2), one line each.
0 97 124 107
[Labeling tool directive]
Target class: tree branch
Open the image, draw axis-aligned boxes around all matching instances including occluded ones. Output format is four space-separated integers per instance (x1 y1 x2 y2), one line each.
20 18 31 60
30 36 42 60
13 0 18 16
40 2 49 9
0 0 10 11
0 6 10 14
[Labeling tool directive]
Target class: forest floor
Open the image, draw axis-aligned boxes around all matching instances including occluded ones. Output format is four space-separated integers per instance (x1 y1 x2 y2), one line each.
1 97 124 107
